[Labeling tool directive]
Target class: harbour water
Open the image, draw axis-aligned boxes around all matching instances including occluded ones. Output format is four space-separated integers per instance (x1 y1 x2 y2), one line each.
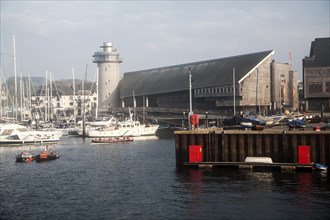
1 137 329 219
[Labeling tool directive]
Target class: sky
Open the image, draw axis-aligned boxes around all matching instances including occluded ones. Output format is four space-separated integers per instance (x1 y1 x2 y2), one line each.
1 0 329 82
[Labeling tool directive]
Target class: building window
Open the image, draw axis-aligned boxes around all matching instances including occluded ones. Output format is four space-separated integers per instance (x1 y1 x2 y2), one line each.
105 67 107 71
326 82 330 92
309 82 322 93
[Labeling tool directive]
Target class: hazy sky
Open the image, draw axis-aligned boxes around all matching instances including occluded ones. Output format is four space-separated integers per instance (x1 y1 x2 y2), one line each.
1 1 329 81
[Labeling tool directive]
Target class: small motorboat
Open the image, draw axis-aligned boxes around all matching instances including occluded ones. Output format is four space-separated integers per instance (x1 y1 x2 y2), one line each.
35 145 59 162
287 118 306 130
15 151 36 162
251 125 265 131
313 163 328 171
240 122 253 130
91 136 133 144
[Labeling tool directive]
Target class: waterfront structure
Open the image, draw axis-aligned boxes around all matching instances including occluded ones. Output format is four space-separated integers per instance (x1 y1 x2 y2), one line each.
93 42 122 111
303 37 330 115
175 130 330 167
120 50 276 115
270 61 299 113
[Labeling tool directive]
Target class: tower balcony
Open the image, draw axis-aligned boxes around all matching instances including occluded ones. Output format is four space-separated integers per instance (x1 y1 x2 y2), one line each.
92 52 123 63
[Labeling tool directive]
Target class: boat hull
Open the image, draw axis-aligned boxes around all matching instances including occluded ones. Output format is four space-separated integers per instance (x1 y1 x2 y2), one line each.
15 154 35 162
91 137 133 144
87 125 159 138
35 154 60 162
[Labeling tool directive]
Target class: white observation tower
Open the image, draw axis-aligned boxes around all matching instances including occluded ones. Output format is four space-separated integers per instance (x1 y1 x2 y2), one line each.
93 42 122 111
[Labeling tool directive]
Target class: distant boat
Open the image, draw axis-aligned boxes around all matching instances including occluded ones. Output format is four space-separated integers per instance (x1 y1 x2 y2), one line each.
35 145 59 162
15 151 35 162
0 123 63 145
86 108 159 138
313 163 328 171
91 136 133 144
287 118 306 130
240 122 253 130
241 116 266 126
223 115 266 128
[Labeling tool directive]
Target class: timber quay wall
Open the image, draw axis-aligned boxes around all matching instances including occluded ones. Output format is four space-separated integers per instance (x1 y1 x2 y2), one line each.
175 130 330 167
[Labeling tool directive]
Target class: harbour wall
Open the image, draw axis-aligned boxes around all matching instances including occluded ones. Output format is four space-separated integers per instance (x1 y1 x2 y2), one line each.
175 130 330 167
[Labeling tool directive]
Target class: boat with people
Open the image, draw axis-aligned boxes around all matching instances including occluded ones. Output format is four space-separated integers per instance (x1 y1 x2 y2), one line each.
35 145 59 162
91 136 133 144
15 151 36 162
0 123 63 145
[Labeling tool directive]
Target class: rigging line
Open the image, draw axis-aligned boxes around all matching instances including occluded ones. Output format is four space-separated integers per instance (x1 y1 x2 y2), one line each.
0 67 15 110
90 68 97 91
1 69 14 110
51 72 68 119
30 75 45 122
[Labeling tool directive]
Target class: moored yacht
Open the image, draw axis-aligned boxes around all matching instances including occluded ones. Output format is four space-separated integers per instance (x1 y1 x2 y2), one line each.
87 118 159 138
0 123 63 145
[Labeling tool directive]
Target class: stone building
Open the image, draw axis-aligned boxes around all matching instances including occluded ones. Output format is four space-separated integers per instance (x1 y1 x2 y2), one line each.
270 61 299 113
303 37 330 115
119 50 275 115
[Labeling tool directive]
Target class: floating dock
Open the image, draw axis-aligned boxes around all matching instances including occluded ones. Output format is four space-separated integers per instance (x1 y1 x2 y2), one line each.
175 129 330 170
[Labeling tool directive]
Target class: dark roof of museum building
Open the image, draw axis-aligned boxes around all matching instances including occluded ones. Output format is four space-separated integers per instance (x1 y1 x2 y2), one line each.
120 50 274 98
303 37 330 67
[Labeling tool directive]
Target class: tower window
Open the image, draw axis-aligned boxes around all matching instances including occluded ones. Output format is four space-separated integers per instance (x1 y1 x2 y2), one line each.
105 67 107 71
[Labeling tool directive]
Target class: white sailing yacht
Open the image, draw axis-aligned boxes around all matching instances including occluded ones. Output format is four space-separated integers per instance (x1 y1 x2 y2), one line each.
86 108 159 138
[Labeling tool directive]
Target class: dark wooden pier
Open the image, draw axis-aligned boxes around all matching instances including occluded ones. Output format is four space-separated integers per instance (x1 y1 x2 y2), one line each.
175 129 330 170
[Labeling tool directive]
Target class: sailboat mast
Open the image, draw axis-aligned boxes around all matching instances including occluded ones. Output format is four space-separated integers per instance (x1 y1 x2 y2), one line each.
189 67 192 115
20 72 23 120
45 70 48 122
72 68 76 125
233 67 236 116
82 64 88 137
133 90 136 121
188 66 193 129
50 71 53 122
256 68 259 114
143 95 145 125
95 67 99 119
28 74 32 120
13 35 18 121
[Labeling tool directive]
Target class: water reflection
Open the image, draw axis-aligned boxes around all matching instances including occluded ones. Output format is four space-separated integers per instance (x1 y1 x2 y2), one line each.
1 138 329 220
